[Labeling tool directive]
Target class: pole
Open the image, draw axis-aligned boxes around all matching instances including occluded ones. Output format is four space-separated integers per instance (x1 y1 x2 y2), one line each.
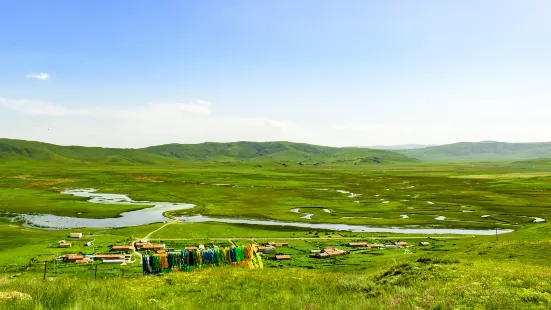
496 228 498 241
43 262 47 280
94 264 98 279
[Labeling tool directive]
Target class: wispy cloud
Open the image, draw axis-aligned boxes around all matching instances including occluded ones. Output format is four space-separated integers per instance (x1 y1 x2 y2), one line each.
2 96 550 148
25 72 50 81
0 98 211 118
0 97 309 147
0 98 89 116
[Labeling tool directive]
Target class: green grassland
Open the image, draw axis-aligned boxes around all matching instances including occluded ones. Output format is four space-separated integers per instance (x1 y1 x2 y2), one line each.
2 142 551 309
511 158 551 168
2 160 550 230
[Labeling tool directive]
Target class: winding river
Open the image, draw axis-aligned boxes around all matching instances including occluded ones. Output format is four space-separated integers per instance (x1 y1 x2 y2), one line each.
13 189 194 229
10 188 519 235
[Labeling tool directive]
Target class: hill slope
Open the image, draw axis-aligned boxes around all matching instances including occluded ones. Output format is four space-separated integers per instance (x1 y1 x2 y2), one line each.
400 141 551 161
143 141 418 164
0 139 417 164
0 139 180 165
361 144 436 150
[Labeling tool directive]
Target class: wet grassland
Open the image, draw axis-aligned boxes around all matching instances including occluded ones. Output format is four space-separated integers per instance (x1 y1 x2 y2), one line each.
2 161 550 229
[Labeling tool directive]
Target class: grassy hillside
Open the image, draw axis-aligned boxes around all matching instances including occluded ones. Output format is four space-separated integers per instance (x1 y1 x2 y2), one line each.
3 224 551 309
400 141 551 161
0 139 180 165
143 141 418 164
0 139 418 164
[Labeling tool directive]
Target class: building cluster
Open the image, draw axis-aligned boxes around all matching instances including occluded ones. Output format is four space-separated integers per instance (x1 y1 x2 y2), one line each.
60 253 133 264
346 241 414 249
57 232 85 248
55 232 430 267
135 242 166 252
56 232 142 265
309 246 348 258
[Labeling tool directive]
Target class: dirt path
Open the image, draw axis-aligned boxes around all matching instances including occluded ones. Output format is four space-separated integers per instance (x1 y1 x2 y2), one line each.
132 219 180 262
131 241 143 261
142 219 180 241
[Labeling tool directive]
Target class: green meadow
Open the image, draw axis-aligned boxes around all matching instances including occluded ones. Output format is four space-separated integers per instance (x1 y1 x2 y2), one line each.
1 144 551 309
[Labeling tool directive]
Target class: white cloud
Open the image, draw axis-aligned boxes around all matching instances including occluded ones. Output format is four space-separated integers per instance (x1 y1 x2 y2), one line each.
1 96 551 148
0 98 309 147
0 98 211 118
109 101 212 121
0 98 89 116
25 72 50 81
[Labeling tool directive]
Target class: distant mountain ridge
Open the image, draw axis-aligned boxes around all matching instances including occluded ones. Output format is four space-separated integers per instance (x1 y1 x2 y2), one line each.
144 141 417 163
361 144 436 150
0 138 418 165
399 141 551 161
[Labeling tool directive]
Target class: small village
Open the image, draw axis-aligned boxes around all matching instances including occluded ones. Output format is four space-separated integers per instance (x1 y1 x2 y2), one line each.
54 231 431 271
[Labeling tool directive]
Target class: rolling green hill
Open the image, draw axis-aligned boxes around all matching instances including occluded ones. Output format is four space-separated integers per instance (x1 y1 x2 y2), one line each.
143 141 418 164
399 141 551 161
0 139 181 165
0 139 417 165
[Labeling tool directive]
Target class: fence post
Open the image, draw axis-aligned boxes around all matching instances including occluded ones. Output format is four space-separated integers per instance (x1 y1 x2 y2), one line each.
94 264 98 279
43 262 47 280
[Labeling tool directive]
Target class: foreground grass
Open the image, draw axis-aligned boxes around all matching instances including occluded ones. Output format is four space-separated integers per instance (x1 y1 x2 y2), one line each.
2 224 551 309
2 252 551 310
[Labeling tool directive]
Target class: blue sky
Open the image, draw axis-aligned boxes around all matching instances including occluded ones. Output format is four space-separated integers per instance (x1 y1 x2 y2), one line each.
1 1 550 147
